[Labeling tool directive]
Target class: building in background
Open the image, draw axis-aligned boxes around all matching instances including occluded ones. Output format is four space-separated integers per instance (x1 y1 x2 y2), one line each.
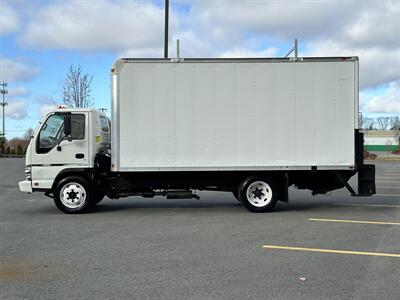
363 130 400 152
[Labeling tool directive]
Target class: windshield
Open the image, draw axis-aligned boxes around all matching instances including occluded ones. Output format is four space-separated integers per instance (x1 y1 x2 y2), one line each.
37 114 65 153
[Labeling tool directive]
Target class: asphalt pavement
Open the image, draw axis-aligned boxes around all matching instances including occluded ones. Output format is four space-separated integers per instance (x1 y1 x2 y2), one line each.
1 158 399 299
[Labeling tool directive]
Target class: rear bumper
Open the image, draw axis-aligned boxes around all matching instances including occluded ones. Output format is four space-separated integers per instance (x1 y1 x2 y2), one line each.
19 180 33 193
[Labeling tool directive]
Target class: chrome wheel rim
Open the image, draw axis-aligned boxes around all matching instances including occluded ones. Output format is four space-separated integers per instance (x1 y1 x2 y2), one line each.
60 182 86 209
246 181 273 207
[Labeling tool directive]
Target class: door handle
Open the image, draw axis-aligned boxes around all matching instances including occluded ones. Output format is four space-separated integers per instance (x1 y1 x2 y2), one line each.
75 153 85 159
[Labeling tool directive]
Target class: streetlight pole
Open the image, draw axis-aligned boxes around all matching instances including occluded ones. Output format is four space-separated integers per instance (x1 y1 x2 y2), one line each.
0 81 8 137
164 0 169 59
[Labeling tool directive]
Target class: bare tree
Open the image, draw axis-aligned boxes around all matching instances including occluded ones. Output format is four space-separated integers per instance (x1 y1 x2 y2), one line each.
362 118 375 130
389 116 400 130
62 64 94 108
23 128 34 141
376 116 391 130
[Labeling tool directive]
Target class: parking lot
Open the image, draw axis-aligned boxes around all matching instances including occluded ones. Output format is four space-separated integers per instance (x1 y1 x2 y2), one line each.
1 158 399 299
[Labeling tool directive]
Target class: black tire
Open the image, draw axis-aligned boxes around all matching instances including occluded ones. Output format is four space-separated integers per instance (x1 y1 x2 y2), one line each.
238 176 278 212
53 176 93 214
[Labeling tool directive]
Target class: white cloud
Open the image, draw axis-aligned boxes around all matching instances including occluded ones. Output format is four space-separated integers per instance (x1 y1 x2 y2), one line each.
188 1 399 47
343 2 400 48
5 101 28 120
0 56 40 82
18 1 172 54
220 47 278 58
38 104 57 118
0 5 20 36
363 82 400 113
188 1 360 42
119 47 164 58
7 86 31 99
306 40 400 89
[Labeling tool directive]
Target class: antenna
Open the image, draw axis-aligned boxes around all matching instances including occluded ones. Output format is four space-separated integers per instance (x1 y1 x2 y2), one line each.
176 39 180 60
284 38 299 61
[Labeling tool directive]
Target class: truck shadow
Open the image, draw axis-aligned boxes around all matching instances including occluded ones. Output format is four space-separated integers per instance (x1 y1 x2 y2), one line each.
89 199 335 214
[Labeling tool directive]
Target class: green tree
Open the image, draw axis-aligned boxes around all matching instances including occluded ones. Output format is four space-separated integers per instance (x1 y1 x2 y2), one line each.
11 148 16 155
5 146 10 154
0 133 6 154
17 144 23 155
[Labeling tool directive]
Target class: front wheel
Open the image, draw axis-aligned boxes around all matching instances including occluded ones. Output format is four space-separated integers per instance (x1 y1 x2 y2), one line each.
53 176 93 213
238 177 278 212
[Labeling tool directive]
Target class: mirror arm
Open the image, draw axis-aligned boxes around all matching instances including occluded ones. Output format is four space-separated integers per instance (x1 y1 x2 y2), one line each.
56 135 72 152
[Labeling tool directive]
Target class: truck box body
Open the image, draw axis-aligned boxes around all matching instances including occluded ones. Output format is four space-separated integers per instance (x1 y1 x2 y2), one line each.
111 58 358 172
19 56 377 214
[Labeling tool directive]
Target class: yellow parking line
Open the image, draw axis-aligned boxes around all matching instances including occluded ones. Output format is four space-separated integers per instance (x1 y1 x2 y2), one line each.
378 186 400 189
334 203 400 208
262 245 400 258
309 218 400 225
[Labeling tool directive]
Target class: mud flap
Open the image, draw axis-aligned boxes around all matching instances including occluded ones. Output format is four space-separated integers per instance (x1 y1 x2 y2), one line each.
358 164 376 196
279 172 289 202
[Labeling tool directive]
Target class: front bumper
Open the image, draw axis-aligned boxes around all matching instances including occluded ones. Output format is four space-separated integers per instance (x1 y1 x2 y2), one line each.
19 180 33 193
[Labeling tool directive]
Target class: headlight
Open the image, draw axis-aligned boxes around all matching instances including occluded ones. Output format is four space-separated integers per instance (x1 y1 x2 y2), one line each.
25 167 31 181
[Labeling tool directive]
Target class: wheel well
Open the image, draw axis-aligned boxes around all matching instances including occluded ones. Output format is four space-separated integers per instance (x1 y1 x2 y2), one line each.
51 169 92 191
239 173 289 202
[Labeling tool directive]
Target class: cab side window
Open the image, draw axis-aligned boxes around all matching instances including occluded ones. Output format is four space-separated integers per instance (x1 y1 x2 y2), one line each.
100 116 109 132
71 114 85 139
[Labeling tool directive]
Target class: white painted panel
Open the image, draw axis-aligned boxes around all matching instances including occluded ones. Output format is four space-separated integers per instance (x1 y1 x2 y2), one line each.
365 137 399 145
295 63 317 164
114 60 356 171
275 63 296 165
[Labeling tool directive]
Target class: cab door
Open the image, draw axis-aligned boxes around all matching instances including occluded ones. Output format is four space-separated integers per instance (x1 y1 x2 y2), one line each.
30 112 90 190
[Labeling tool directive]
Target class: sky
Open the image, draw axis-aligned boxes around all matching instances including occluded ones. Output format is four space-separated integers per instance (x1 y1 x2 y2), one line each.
1 0 399 138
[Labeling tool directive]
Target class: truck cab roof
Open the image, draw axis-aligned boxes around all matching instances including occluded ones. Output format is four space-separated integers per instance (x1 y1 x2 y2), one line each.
46 107 109 118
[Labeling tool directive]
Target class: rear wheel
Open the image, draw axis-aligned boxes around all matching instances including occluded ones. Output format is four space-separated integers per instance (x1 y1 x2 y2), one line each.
238 177 278 212
54 176 93 213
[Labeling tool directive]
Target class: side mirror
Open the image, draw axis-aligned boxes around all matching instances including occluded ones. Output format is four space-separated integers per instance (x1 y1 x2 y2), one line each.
64 114 72 136
57 135 72 151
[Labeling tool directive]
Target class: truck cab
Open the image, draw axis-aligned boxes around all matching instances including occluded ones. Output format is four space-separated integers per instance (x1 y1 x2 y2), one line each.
19 108 111 210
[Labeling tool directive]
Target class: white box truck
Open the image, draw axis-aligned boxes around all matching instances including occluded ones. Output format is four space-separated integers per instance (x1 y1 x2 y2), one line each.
19 57 375 213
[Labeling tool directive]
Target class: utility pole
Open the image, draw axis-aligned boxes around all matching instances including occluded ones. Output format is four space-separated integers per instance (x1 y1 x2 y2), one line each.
164 0 169 59
0 81 8 137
